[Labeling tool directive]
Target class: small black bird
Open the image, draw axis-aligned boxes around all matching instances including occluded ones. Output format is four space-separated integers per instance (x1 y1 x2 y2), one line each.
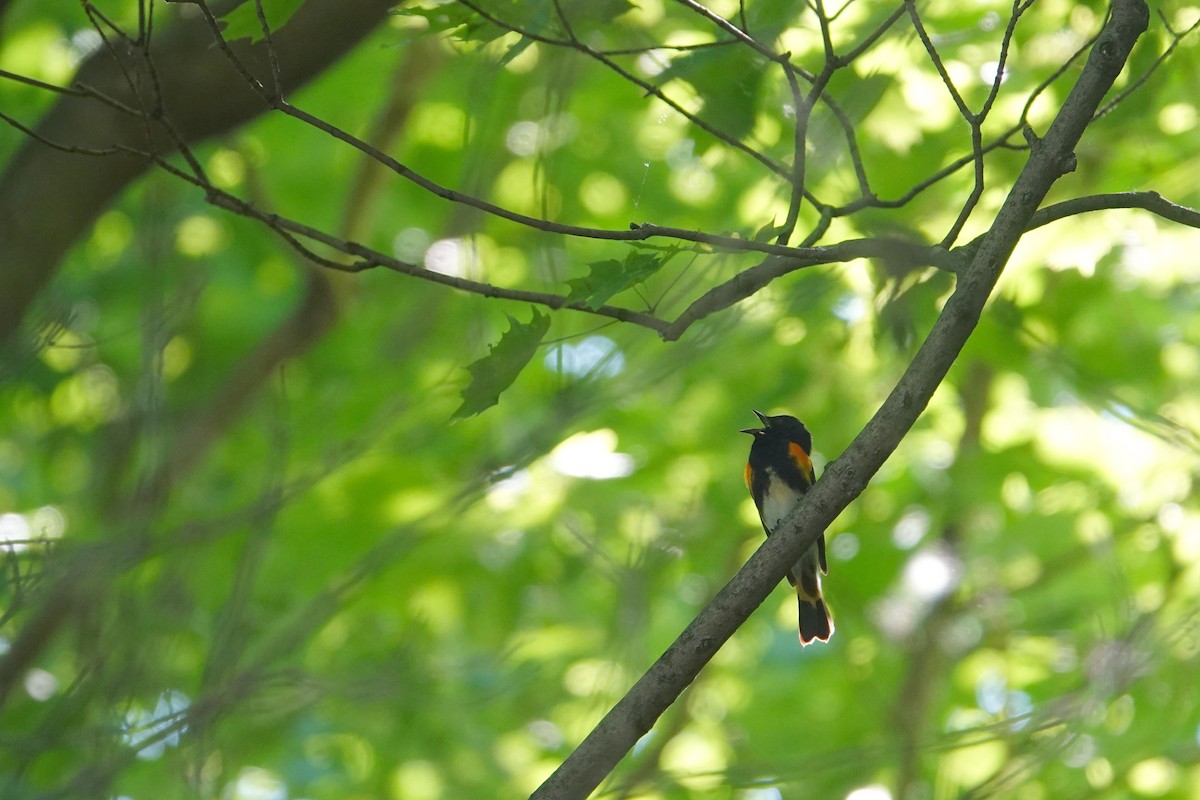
742 410 833 645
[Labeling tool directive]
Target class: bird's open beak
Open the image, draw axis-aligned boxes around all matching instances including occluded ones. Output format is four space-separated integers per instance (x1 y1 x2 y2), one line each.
740 409 768 435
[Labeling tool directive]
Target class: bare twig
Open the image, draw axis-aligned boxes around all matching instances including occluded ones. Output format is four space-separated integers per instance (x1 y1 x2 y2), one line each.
455 0 791 179
1028 190 1200 230
941 0 1029 247
904 1 972 121
1095 8 1200 118
673 0 793 65
662 238 961 341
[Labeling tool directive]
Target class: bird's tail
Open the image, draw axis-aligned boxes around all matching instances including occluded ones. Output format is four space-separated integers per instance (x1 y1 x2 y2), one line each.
797 592 834 645
794 546 833 645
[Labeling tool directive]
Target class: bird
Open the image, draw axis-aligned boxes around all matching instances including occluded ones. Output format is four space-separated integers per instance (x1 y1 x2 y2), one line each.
741 410 833 645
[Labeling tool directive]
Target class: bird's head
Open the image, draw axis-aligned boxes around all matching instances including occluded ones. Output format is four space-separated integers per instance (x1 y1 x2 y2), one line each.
741 409 812 453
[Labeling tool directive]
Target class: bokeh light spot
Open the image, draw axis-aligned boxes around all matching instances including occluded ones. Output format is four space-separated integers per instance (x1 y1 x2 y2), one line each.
1126 757 1177 796
176 215 224 257
549 430 634 479
846 786 892 800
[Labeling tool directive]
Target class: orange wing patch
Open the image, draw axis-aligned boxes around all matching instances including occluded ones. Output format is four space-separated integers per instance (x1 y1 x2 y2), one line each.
744 462 754 491
788 442 815 485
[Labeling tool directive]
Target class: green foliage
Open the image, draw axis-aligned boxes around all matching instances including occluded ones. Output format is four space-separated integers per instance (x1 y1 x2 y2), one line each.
1 2 1199 800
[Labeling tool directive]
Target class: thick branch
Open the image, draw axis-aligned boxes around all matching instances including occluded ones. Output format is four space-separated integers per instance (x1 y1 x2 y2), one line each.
0 0 396 347
530 1 1149 797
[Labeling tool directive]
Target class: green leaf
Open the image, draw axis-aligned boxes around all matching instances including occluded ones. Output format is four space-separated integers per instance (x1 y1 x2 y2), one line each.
565 252 663 310
453 308 551 418
219 0 306 43
400 3 508 44
400 0 634 54
656 47 766 141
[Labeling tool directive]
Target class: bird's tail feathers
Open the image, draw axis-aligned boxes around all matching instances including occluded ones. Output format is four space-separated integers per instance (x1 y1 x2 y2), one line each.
793 544 833 644
797 591 833 645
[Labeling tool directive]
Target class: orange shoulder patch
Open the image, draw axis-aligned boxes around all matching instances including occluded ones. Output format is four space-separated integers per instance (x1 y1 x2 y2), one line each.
788 441 815 484
744 462 754 491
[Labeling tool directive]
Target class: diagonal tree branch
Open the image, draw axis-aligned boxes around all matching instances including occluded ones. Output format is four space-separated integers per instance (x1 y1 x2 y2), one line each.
529 1 1149 797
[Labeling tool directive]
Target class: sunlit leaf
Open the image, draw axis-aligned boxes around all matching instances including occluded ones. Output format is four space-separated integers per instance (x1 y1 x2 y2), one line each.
219 0 305 43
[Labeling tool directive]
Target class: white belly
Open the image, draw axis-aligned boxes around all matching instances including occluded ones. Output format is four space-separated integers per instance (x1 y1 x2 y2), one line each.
759 468 801 533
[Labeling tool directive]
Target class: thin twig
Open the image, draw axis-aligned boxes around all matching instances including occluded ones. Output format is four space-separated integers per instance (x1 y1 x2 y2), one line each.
1094 8 1200 118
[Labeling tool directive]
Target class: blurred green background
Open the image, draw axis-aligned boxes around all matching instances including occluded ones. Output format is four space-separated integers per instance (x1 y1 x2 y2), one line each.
1 1 1199 798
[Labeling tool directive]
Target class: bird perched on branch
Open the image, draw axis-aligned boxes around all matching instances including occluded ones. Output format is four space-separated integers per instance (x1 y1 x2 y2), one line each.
741 410 833 645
